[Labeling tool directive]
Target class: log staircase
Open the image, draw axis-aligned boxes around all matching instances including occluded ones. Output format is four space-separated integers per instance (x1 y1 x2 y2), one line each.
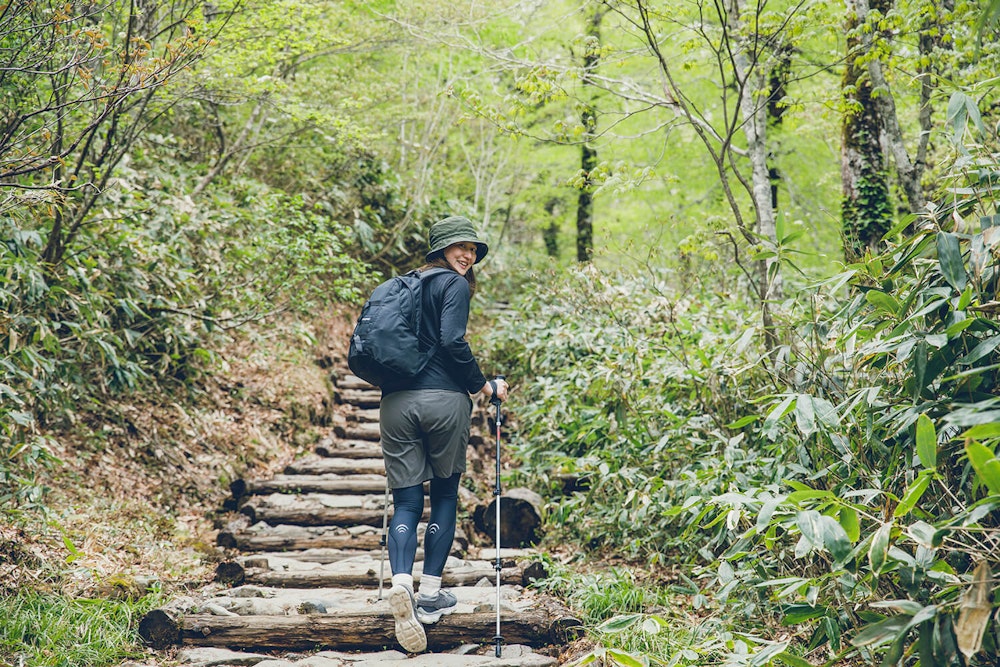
137 372 580 667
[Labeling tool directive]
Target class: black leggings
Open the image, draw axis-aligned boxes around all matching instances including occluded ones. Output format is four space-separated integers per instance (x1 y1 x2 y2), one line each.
388 473 461 579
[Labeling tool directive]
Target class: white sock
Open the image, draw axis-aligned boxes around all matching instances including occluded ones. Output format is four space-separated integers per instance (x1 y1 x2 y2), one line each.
419 574 441 598
391 573 414 592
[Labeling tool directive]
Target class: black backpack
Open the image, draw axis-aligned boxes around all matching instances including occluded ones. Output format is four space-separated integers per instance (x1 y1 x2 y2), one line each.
348 268 450 387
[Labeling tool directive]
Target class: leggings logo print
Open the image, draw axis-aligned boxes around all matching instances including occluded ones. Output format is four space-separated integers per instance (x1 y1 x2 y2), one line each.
427 523 440 536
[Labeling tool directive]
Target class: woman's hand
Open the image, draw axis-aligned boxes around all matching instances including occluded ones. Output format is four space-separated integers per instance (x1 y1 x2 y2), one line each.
482 378 509 402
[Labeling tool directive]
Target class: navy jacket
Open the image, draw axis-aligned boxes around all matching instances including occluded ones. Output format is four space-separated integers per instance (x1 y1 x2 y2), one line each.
381 269 486 396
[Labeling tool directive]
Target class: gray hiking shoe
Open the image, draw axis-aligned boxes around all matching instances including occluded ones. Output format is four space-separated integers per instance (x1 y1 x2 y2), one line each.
416 589 458 624
388 584 426 653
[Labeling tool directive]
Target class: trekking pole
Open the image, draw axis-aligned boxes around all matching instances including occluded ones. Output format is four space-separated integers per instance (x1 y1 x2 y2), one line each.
378 479 389 601
490 375 505 658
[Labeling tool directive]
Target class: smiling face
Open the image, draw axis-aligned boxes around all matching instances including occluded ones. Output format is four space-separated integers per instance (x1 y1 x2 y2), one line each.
442 241 479 275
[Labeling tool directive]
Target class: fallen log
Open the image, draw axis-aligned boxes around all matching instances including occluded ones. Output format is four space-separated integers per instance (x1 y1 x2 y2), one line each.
284 456 384 476
333 422 381 442
139 608 582 651
315 438 381 458
230 474 387 499
333 388 381 409
480 487 544 548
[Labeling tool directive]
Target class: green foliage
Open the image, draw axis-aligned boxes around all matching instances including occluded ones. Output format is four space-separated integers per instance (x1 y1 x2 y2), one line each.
0 589 163 667
483 102 1000 661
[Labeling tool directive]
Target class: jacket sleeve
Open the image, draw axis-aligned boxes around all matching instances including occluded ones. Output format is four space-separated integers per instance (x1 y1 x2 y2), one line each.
437 275 488 394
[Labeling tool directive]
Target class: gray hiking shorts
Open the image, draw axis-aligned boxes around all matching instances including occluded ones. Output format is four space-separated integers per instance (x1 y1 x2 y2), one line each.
379 389 473 489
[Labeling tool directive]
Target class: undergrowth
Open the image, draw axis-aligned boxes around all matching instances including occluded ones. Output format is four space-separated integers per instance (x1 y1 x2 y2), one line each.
0 590 164 667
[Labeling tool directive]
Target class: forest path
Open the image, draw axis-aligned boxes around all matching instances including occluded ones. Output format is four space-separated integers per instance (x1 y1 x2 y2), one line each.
136 371 580 667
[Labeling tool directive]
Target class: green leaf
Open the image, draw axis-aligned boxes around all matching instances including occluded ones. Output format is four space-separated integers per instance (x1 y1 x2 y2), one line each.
598 614 643 634
958 285 974 310
727 414 759 429
961 423 1000 439
965 442 1000 494
957 335 1000 365
820 514 853 564
605 648 646 667
947 92 969 143
866 290 900 316
782 603 829 625
916 414 937 469
838 506 861 542
796 510 824 549
776 653 814 667
869 523 892 574
851 614 911 647
893 470 932 518
937 231 967 292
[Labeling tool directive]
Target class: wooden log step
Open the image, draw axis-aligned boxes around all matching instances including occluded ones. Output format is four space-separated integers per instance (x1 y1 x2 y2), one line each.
240 492 426 527
217 522 382 552
333 422 381 442
217 555 529 588
315 438 381 458
230 474 387 499
217 522 470 554
347 408 380 423
196 583 529 617
139 606 582 651
334 388 381 408
174 646 558 666
336 374 375 391
284 456 384 476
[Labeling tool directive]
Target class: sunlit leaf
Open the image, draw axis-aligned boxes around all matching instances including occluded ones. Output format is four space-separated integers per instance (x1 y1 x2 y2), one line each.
837 506 860 543
915 413 937 469
893 470 932 517
965 442 1000 494
606 647 647 667
598 614 643 634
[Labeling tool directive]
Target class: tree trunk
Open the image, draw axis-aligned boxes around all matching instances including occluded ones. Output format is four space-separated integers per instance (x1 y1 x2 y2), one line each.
857 0 926 217
726 0 782 305
478 487 544 548
841 0 893 261
576 9 605 263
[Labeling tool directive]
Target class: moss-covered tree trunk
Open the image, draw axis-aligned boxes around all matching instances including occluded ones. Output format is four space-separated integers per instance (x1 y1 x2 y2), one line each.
841 0 893 262
576 8 604 263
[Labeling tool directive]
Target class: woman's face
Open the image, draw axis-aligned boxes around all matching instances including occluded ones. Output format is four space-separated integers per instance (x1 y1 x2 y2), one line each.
442 241 478 275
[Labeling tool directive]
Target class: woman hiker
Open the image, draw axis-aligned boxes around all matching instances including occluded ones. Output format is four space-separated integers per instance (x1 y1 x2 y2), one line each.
380 215 509 653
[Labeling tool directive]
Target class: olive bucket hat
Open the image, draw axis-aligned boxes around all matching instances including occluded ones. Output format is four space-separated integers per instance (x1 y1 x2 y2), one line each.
425 215 489 264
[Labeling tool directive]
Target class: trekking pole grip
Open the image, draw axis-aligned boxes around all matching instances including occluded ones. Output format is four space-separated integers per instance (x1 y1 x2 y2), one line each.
489 375 505 407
